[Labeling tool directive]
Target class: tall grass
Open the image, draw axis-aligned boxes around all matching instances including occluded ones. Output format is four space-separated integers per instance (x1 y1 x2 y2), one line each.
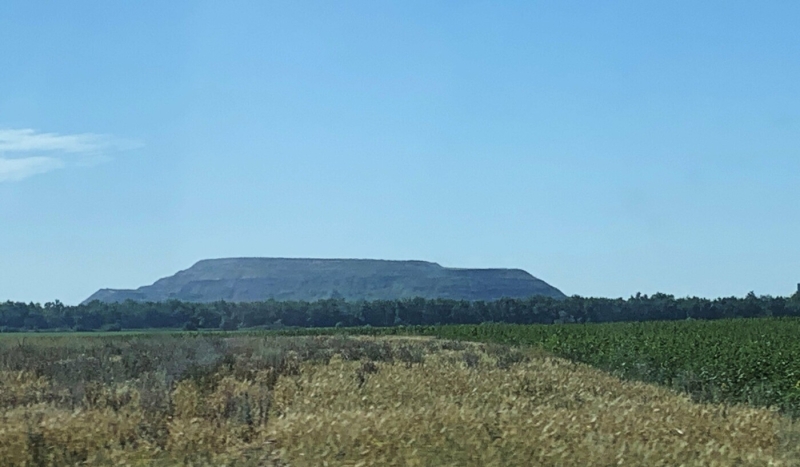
0 334 798 466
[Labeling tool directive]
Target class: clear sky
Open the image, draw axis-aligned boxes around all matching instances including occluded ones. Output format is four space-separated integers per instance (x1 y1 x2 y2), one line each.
2 1 799 305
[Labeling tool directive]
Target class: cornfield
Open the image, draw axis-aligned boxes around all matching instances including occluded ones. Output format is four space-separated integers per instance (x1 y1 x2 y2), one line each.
0 334 798 466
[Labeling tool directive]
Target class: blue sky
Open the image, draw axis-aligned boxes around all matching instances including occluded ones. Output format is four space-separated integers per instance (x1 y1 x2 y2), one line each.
2 1 799 304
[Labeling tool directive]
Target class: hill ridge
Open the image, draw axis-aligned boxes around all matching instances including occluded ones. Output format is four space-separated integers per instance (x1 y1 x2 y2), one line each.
83 257 565 304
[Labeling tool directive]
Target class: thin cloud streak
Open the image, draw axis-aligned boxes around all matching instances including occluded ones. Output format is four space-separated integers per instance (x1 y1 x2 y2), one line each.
0 157 66 182
0 128 141 182
0 129 106 153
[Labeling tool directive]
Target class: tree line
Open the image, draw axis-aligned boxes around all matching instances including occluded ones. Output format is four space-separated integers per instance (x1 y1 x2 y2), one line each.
2 291 800 332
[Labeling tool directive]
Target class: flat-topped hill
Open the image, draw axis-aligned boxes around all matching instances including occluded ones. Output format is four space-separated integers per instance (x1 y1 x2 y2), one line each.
83 258 566 304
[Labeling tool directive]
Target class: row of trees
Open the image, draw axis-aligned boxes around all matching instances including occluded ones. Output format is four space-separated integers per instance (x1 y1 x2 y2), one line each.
2 291 800 332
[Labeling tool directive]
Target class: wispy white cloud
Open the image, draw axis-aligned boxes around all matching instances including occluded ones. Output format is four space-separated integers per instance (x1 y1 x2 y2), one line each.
0 156 66 182
0 128 140 182
0 129 105 153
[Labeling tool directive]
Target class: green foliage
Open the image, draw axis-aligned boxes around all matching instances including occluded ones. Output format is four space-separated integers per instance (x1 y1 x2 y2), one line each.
3 293 800 332
219 316 239 332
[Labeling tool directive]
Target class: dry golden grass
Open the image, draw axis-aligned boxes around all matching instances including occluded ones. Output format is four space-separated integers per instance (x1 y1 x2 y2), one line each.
0 335 797 466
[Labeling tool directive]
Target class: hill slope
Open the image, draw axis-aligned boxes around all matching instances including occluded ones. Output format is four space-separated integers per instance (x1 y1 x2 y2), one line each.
83 258 566 304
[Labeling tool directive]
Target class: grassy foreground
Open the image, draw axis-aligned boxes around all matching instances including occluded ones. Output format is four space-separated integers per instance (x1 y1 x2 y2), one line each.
1 334 799 466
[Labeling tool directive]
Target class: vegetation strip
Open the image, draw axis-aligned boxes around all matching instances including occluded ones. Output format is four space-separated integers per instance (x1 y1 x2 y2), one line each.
260 318 800 417
3 291 800 332
1 334 798 466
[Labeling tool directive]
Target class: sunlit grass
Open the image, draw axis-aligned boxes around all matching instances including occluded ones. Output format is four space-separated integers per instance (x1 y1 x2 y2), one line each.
0 334 798 466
